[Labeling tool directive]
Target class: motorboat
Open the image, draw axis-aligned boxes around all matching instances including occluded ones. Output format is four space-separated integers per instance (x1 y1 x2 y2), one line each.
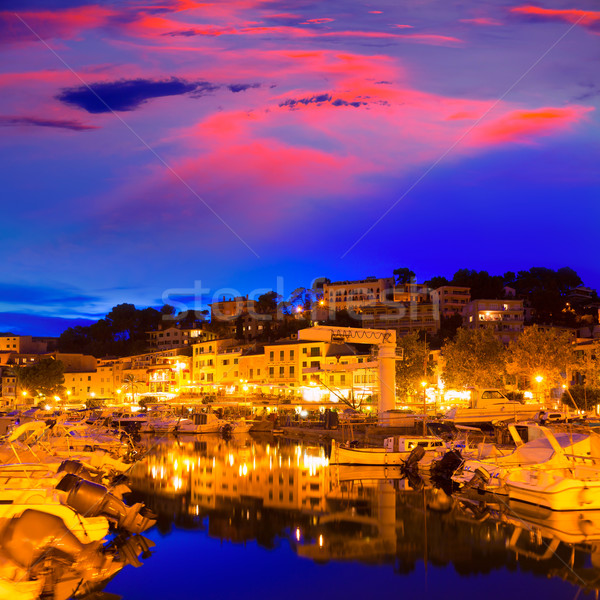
453 425 595 495
444 389 545 428
176 412 226 434
504 431 600 510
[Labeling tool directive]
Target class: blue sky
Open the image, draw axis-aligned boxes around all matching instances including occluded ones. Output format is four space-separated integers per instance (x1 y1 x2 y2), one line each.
1 0 598 335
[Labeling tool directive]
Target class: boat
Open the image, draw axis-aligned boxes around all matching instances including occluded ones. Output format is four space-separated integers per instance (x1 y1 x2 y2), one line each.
453 425 595 495
504 430 600 510
111 410 148 430
330 436 445 466
175 412 226 434
444 389 545 428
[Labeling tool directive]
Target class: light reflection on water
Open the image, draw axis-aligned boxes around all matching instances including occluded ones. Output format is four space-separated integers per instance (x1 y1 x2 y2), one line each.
93 435 600 599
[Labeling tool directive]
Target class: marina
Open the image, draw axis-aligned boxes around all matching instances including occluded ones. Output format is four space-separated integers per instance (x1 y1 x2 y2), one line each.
1 408 600 599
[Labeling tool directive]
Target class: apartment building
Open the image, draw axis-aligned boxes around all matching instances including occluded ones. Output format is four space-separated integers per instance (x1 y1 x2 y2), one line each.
147 326 217 350
323 277 394 313
360 302 440 337
430 286 471 318
0 334 53 354
463 298 524 343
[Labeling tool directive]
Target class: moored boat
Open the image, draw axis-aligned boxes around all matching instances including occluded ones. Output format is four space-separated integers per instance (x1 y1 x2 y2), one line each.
331 436 445 466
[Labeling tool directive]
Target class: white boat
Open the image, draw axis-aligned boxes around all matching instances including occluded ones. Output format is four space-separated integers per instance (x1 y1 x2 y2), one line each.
444 389 545 427
176 412 226 434
453 425 594 495
111 410 148 428
504 430 600 510
330 436 445 466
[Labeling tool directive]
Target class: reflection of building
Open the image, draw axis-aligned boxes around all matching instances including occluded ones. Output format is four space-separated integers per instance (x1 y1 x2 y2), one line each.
126 436 600 596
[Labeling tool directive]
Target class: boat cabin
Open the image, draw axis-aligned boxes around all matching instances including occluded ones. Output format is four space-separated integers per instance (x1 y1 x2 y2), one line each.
191 413 220 426
383 436 445 453
471 389 521 409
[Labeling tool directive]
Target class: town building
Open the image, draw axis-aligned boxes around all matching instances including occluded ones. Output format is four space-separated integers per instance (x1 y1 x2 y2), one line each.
323 277 394 314
360 302 440 337
147 325 217 350
0 334 54 354
463 298 524 343
429 286 471 318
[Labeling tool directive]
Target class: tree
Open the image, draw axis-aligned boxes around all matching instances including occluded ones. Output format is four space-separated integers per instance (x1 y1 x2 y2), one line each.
424 276 450 290
451 269 504 300
575 339 600 390
507 325 575 393
122 374 142 403
442 328 506 389
255 291 280 315
17 358 66 398
509 267 583 325
394 268 416 285
396 333 430 401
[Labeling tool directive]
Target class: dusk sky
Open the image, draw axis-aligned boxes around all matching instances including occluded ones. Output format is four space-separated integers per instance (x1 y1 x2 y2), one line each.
1 0 598 335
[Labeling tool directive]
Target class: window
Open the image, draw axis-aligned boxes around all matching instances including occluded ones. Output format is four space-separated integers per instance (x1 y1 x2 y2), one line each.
280 350 284 360
302 361 307 367
269 351 274 360
269 367 274 376
310 361 320 368
289 366 295 377
233 358 238 364
302 347 307 354
290 350 295 360
223 359 229 366
279 366 285 377
310 347 321 357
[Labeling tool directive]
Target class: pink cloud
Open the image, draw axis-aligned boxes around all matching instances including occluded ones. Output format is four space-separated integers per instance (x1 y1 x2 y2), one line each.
510 6 600 30
300 18 335 25
470 106 594 145
460 17 502 26
369 11 383 14
0 6 119 44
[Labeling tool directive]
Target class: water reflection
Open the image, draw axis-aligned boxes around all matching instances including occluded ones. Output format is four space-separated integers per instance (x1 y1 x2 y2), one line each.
122 435 600 598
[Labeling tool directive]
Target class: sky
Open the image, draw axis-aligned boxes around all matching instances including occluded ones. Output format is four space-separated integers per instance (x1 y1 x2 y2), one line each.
0 0 599 336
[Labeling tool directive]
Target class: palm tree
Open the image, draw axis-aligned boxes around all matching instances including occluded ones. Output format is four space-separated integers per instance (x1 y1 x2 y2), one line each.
122 374 141 404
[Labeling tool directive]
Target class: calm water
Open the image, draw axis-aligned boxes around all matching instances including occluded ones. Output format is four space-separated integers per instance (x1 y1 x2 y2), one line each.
92 435 600 600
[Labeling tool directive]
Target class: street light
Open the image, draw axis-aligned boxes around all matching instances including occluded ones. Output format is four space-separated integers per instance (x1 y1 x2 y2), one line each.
421 381 427 436
535 375 543 403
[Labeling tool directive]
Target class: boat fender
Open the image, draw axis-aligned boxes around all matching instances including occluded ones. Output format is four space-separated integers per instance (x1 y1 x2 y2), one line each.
578 486 594 506
579 516 595 536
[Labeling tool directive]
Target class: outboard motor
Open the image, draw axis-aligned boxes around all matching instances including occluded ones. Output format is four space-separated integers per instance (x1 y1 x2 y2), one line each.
431 449 463 480
58 459 96 482
0 509 103 569
404 445 426 470
463 466 491 491
56 474 156 534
